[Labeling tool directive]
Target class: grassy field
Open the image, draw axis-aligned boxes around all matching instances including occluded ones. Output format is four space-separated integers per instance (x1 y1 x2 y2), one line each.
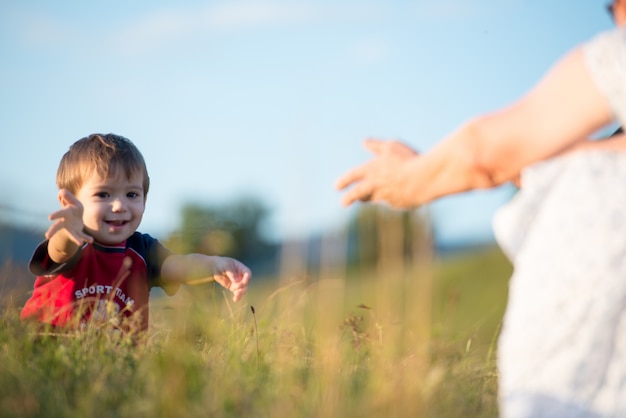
0 245 511 418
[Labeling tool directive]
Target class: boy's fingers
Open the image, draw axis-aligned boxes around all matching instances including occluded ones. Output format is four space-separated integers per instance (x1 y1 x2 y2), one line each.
223 270 238 285
232 288 246 302
238 268 251 282
227 272 250 301
229 265 251 282
229 277 245 291
45 221 59 239
45 219 68 239
48 208 68 221
233 271 251 288
49 205 82 222
67 234 84 247
214 262 251 300
45 221 92 246
65 230 90 246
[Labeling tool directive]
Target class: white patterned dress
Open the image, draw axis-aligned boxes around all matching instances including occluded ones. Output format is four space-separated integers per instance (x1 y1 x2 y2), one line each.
493 28 626 418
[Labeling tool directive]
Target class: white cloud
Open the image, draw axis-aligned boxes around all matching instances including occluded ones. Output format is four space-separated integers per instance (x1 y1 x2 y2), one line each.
350 37 389 64
201 0 323 29
108 8 197 53
108 0 378 55
9 1 386 56
410 0 522 21
15 12 74 48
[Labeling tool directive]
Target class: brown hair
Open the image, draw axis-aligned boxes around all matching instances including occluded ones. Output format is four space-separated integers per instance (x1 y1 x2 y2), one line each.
56 133 150 196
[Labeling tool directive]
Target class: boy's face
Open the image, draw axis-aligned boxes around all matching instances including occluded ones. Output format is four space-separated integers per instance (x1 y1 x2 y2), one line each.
75 169 146 245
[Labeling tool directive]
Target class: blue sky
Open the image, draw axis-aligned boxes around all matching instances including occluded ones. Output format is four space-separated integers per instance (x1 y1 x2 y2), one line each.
0 1 613 245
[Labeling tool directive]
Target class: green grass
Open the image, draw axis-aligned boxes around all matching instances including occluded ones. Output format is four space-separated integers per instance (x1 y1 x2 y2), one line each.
0 246 511 418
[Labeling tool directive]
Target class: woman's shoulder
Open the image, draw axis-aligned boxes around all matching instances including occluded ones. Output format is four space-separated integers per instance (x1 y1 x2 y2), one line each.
583 27 626 124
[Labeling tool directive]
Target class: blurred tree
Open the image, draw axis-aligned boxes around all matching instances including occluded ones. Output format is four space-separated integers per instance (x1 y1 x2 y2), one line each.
163 196 276 271
347 205 432 270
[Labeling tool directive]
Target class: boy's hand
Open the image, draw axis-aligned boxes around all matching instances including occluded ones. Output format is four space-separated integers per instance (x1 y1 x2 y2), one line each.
46 189 93 246
212 257 252 302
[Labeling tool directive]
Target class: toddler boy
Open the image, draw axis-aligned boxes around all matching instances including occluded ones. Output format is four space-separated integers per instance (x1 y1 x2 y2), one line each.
21 133 251 332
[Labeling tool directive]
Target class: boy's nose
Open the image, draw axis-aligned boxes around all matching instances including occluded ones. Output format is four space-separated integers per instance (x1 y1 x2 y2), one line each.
111 198 126 212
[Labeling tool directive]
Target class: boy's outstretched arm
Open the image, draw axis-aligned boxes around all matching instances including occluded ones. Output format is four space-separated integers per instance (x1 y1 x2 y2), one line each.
160 254 252 302
46 189 94 263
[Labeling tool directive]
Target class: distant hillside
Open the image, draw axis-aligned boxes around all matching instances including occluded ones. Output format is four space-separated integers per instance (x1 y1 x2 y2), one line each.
0 223 43 263
0 223 43 305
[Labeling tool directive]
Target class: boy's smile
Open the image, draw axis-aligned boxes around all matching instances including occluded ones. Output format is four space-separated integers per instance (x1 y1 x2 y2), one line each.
74 170 146 245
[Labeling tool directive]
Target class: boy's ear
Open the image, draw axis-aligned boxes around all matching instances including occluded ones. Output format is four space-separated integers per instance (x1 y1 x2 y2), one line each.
57 189 78 208
57 189 66 205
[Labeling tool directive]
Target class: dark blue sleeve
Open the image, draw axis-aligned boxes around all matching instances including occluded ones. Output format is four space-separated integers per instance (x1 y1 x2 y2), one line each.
126 232 178 295
29 240 83 276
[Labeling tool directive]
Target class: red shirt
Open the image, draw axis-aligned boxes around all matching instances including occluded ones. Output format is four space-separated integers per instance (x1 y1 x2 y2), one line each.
21 232 176 332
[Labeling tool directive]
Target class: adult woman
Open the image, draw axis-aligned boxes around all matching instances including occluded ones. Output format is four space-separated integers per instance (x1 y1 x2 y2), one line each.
337 2 626 417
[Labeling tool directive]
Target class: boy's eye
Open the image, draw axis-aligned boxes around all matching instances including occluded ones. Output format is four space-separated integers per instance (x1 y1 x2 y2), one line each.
127 192 140 198
95 192 109 198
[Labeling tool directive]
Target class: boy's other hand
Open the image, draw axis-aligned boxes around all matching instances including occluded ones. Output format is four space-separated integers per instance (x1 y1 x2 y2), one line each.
212 257 252 302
